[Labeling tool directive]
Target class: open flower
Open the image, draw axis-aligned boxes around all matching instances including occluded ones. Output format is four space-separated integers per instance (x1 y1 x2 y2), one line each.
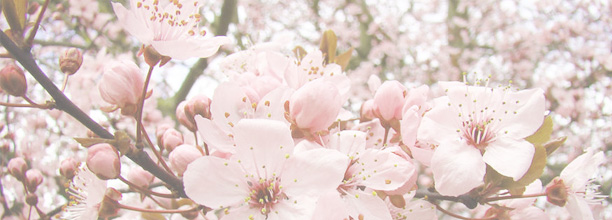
183 119 348 219
546 148 605 220
63 165 122 220
418 81 545 196
112 0 231 60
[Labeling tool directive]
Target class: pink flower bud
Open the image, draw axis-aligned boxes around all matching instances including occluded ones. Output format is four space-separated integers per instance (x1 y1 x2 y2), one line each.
0 63 27 97
86 143 121 180
127 167 154 189
155 124 172 146
360 99 375 122
98 61 144 116
169 144 202 176
373 80 407 122
25 169 43 193
162 128 184 152
288 80 342 133
181 95 212 131
176 101 195 131
60 158 79 179
8 157 28 181
59 48 83 75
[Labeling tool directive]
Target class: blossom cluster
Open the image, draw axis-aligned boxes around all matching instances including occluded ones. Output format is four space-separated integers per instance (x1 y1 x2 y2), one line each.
0 0 609 220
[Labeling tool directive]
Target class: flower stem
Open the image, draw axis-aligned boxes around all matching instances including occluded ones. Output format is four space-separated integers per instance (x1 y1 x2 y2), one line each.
118 176 177 199
483 192 546 203
141 126 174 174
136 66 155 143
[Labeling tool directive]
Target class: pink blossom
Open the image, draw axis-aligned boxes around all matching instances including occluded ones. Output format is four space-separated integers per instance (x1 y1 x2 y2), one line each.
98 61 144 116
112 0 231 60
418 82 545 196
184 119 348 219
63 165 109 220
86 143 121 180
373 80 407 123
288 79 343 133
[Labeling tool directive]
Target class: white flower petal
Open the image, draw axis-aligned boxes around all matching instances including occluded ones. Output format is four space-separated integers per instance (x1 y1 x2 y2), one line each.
431 141 486 196
483 138 535 180
183 157 249 208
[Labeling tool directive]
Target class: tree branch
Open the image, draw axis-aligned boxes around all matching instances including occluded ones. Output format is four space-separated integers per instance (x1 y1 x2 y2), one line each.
0 31 187 197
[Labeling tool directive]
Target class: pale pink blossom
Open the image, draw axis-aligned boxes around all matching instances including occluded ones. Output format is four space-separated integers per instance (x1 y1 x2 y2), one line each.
288 79 343 133
63 165 109 220
98 61 144 116
184 119 348 219
550 148 606 220
418 82 545 196
86 143 121 180
112 0 231 59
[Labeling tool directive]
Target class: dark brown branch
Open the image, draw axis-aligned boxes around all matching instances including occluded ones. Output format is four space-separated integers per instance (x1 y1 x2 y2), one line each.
0 31 187 197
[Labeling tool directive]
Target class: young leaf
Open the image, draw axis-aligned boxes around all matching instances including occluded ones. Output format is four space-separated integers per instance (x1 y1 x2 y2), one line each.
334 47 353 71
525 115 553 146
319 30 337 63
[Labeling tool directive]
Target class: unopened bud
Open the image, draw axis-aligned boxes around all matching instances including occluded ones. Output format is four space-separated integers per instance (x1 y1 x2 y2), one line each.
127 167 154 189
25 169 43 192
162 128 184 152
176 101 196 131
182 95 212 131
86 143 121 180
0 63 27 97
8 157 28 181
545 177 568 207
98 188 122 219
360 99 375 122
60 158 79 179
59 48 83 75
169 144 202 176
155 124 172 146
26 193 38 206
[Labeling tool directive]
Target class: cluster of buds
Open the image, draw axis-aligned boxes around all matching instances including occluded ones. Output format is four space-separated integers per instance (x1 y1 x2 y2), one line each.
8 157 44 206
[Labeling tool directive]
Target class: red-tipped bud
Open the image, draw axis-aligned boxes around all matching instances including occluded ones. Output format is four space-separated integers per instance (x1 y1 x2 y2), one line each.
162 128 184 152
86 143 121 180
169 144 202 176
8 157 28 181
59 48 83 75
60 158 79 179
545 177 568 207
25 169 43 193
0 63 27 97
127 167 154 189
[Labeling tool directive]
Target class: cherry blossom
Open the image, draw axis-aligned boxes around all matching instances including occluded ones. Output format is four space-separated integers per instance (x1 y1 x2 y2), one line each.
418 81 545 196
184 119 348 219
63 166 109 220
112 0 231 59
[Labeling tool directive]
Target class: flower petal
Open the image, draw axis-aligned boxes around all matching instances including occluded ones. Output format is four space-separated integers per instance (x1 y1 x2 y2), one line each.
183 156 249 208
352 149 416 191
431 140 486 196
282 148 348 196
151 36 232 59
234 119 294 178
566 194 595 220
560 148 605 191
483 138 535 180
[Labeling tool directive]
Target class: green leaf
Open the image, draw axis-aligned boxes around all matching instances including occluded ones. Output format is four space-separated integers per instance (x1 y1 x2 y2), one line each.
319 30 337 63
334 47 353 71
141 212 166 220
525 115 553 146
2 0 27 35
544 136 566 156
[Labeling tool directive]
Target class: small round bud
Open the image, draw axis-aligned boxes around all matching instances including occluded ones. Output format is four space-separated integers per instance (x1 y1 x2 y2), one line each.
169 144 202 176
25 169 43 193
0 63 27 97
161 128 184 152
59 48 83 75
176 101 196 131
86 143 121 180
545 177 568 207
155 124 172 146
60 158 79 179
185 95 212 120
8 157 28 181
25 193 38 206
126 167 154 189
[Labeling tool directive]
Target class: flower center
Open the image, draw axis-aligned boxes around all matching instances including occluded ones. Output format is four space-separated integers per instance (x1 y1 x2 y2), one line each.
136 0 206 39
462 119 495 150
247 178 285 215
